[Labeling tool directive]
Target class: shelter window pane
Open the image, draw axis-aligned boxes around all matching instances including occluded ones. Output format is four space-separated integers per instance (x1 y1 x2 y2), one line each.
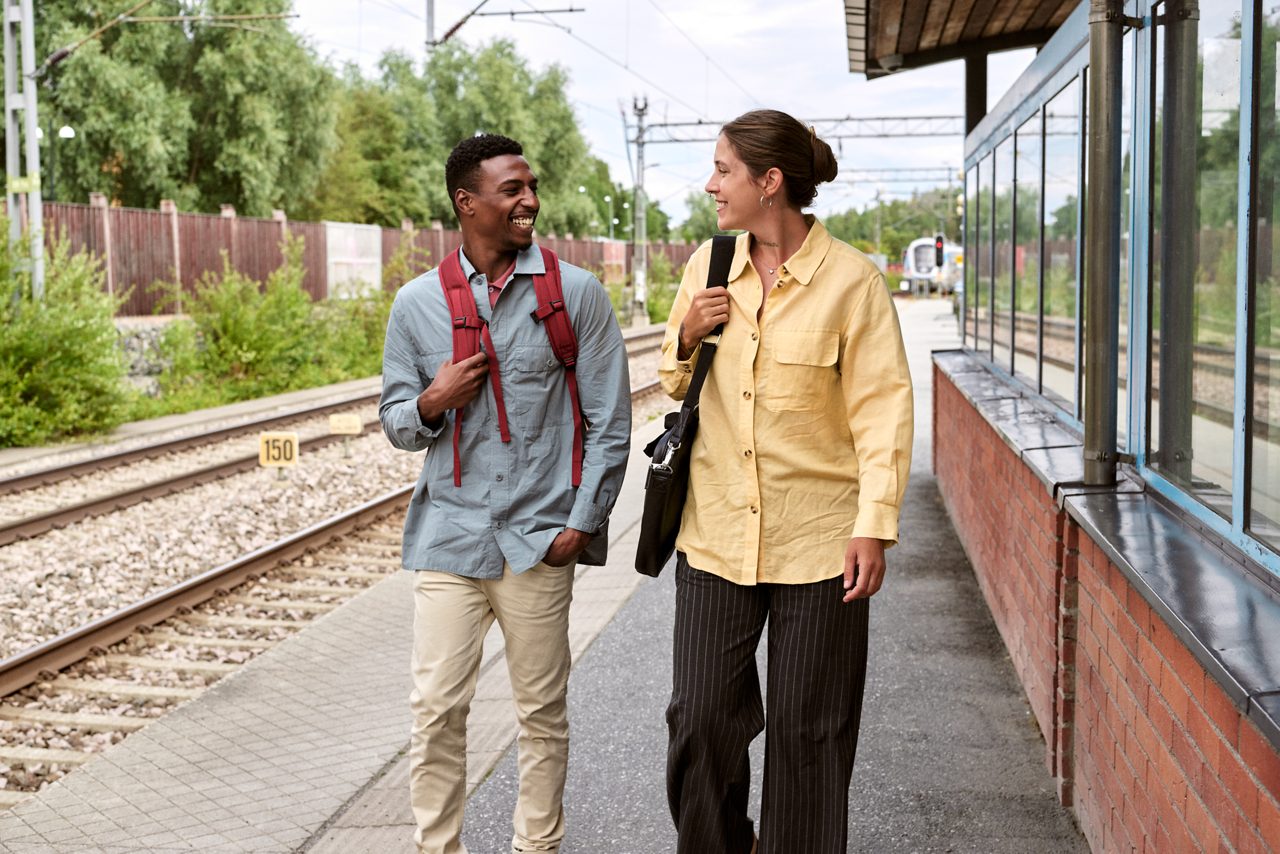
977 152 994 356
1042 79 1081 414
966 165 979 346
1015 112 1042 390
1252 5 1280 548
994 138 1015 370
1150 1 1241 521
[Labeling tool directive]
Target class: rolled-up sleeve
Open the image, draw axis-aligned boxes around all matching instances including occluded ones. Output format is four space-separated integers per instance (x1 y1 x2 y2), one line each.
658 245 709 400
567 272 631 533
841 271 914 545
379 303 444 452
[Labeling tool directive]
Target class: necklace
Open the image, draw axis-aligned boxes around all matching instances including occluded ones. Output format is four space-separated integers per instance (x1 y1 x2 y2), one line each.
755 239 782 275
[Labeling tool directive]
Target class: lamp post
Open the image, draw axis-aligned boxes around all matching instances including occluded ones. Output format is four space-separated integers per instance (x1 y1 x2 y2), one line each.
46 123 73 202
602 194 614 240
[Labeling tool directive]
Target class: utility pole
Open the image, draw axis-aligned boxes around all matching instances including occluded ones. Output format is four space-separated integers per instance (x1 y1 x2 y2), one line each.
631 96 648 326
425 0 435 52
5 0 45 301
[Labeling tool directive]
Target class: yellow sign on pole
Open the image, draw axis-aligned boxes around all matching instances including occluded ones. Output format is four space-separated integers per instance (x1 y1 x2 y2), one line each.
258 432 299 467
328 413 364 435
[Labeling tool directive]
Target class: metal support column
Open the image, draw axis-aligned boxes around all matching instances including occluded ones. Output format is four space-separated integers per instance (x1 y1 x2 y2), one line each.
1084 0 1124 485
4 0 44 300
632 96 648 325
1156 0 1198 484
965 54 987 135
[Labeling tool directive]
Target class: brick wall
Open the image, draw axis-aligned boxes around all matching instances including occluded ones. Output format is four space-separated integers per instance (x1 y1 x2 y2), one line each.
934 363 1280 852
1073 536 1280 853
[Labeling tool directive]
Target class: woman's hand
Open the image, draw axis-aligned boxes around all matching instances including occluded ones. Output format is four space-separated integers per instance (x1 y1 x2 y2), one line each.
678 287 731 357
842 537 886 601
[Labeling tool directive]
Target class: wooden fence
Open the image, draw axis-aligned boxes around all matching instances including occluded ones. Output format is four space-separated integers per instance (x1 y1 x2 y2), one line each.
30 197 697 316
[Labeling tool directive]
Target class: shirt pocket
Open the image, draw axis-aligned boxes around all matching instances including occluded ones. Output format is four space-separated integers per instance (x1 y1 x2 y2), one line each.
507 343 566 426
760 329 839 412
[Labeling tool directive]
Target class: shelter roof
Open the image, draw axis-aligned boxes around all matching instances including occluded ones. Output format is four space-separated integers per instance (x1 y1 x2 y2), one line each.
845 0 1078 78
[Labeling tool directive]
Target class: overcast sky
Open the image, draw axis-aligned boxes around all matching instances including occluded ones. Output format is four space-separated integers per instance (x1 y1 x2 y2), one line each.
292 0 1036 224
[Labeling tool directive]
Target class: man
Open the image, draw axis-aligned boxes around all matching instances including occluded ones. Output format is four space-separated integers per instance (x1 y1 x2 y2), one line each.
379 134 631 854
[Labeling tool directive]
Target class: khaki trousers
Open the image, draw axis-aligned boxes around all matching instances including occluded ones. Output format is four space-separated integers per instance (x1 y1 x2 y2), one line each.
409 561 575 854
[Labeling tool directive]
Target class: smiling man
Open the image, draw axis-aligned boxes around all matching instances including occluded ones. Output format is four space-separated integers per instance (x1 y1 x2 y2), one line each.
379 134 631 854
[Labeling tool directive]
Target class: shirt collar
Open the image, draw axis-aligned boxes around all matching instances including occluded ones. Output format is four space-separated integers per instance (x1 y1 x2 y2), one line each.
458 243 546 280
726 215 832 287
781 216 832 286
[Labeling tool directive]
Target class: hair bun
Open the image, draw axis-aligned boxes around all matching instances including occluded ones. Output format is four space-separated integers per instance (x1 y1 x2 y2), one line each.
811 133 838 184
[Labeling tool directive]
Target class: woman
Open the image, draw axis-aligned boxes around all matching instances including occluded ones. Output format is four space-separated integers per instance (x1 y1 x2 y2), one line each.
658 109 914 854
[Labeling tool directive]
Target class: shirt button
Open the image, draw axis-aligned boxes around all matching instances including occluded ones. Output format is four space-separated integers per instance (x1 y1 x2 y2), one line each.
750 505 759 514
751 333 759 341
495 521 504 529
743 391 752 400
496 474 504 482
744 449 753 458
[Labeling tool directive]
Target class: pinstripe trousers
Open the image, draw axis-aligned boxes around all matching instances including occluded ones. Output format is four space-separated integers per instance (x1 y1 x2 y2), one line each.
666 554 871 854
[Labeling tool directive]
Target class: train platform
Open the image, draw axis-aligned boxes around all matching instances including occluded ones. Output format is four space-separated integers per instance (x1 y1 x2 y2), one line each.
0 299 1088 853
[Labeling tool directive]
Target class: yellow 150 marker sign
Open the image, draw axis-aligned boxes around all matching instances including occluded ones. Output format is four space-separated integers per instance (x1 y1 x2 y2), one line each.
258 432 299 467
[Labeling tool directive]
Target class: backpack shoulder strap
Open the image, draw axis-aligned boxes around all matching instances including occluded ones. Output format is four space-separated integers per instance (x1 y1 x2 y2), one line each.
531 248 585 487
437 249 510 487
438 250 481 361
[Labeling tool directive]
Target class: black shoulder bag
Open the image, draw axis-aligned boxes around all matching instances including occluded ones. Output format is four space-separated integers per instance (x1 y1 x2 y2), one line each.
634 234 735 577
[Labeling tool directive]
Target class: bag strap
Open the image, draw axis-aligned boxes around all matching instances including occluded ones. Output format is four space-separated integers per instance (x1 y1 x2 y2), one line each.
681 234 736 409
438 249 511 487
530 248 585 487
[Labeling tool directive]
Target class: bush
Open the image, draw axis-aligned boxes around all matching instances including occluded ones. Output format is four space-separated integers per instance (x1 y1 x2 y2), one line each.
147 234 393 412
0 232 129 447
645 251 681 325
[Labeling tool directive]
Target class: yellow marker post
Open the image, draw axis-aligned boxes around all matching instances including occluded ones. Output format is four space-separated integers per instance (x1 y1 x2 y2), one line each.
259 431 299 480
328 413 363 457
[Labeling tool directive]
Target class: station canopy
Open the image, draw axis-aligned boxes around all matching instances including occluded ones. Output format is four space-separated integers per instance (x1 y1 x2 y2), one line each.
845 0 1077 78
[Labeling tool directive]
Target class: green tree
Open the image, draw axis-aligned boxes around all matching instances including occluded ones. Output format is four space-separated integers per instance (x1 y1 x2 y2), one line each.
30 0 337 215
679 191 719 244
422 39 598 235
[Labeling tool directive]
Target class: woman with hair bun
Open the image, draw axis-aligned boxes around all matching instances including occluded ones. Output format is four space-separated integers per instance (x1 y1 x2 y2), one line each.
657 109 914 853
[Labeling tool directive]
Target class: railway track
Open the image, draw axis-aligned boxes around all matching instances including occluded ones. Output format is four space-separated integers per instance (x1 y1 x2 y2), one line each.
0 325 666 549
0 371 666 809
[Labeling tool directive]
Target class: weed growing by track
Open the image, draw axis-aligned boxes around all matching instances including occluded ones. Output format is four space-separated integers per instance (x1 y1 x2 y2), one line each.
0 228 129 447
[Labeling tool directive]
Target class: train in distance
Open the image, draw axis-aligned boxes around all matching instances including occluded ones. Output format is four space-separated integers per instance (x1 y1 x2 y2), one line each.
901 234 963 296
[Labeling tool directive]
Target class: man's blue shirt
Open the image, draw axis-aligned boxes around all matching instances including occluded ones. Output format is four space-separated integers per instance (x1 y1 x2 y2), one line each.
379 244 631 578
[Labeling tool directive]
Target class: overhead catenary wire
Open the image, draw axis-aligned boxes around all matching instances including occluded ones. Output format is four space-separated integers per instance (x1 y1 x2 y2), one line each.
515 0 707 119
642 0 759 109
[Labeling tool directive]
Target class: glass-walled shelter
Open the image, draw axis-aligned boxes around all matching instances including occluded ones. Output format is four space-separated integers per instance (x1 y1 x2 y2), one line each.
960 0 1279 577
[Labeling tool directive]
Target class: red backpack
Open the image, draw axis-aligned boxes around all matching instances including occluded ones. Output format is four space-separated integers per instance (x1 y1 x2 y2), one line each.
436 247 585 488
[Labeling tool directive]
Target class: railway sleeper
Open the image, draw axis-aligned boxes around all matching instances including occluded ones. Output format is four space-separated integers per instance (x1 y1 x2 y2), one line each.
0 706 147 733
100 655 237 676
0 745 92 767
141 631 271 650
0 790 30 808
46 677 200 701
180 614 300 630
284 567 386 583
255 581 362 597
220 595 338 612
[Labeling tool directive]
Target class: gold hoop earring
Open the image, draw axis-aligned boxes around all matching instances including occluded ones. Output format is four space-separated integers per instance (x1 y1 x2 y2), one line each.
759 194 773 209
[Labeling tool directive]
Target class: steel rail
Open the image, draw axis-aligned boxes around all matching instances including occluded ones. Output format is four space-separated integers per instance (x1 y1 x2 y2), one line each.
0 487 412 698
2 326 664 496
0 421 383 547
0 378 660 699
0 390 382 494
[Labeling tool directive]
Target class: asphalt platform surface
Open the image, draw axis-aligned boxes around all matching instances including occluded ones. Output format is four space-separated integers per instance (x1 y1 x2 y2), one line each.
462 299 1089 853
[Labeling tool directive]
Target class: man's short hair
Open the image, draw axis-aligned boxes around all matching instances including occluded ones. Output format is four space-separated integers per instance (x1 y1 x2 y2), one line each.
445 134 525 215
